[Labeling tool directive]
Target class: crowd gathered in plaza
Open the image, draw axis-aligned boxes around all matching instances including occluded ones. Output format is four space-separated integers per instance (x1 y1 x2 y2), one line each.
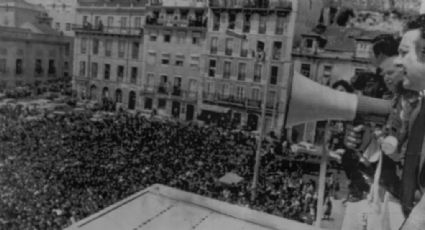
0 99 340 229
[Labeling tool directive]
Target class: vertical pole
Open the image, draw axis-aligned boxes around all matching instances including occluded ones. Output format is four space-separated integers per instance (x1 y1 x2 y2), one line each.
315 121 330 227
251 59 270 202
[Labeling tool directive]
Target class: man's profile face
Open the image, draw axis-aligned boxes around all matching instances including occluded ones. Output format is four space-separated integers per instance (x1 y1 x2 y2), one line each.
397 29 425 91
379 56 404 93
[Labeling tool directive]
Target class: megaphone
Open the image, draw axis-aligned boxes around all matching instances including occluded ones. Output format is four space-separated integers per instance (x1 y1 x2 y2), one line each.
283 70 392 127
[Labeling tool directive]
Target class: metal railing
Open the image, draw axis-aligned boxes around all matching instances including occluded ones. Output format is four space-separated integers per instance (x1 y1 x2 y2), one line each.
202 92 277 110
209 0 292 9
72 24 143 36
145 17 207 29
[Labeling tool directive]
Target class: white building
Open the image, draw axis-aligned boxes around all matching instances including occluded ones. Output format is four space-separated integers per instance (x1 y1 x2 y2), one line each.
25 0 78 36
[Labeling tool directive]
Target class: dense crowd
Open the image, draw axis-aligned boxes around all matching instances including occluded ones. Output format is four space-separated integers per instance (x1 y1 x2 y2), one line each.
0 103 338 230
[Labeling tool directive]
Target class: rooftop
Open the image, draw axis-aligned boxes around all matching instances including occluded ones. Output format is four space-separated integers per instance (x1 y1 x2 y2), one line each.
65 184 322 230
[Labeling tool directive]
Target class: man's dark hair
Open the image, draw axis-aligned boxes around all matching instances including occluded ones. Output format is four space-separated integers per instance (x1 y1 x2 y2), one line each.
332 80 354 93
371 34 400 57
405 14 425 38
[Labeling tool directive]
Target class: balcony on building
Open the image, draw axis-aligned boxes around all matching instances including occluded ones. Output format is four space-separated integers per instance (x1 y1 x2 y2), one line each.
209 0 292 12
72 22 143 37
142 85 197 101
145 6 207 31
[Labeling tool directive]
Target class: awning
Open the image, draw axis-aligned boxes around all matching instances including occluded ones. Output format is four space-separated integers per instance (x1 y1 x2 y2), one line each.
219 172 243 185
200 104 230 113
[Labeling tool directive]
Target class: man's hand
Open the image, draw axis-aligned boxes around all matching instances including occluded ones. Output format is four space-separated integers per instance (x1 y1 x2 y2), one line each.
344 125 368 150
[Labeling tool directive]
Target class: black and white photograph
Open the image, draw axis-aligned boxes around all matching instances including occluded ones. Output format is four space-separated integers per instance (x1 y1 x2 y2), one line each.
1 0 425 229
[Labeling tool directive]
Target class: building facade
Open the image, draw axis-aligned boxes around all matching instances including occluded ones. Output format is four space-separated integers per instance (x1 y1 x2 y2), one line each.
73 0 146 110
200 0 297 133
0 0 73 92
140 0 207 121
26 0 78 37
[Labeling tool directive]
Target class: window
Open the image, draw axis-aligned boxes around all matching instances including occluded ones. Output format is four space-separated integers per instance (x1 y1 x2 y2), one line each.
161 53 170 65
105 40 112 57
147 52 156 65
177 31 186 44
64 44 70 57
94 16 100 27
164 31 171 42
132 42 139 59
241 40 248 57
190 56 200 69
55 22 60 30
134 17 141 28
243 14 251 33
251 88 260 100
35 59 43 75
118 41 125 58
175 55 184 66
192 32 201 45
131 67 137 83
254 64 262 82
212 12 220 31
149 30 158 41
159 75 168 94
81 38 87 54
272 41 282 60
225 38 233 56
117 65 124 82
323 65 332 78
120 17 127 28
107 16 114 27
276 16 286 34
259 15 267 34
267 91 276 108
189 79 197 95
223 61 231 79
91 62 98 78
15 59 22 75
228 13 236 29
236 86 245 99
144 97 153 109
66 23 71 31
173 77 182 96
48 59 55 75
93 39 99 55
208 59 216 77
301 63 311 78
238 63 246 81
79 61 85 76
210 37 218 54
270 66 278 84
0 59 6 73
104 64 110 80
158 99 167 109
305 39 313 48
83 15 88 24
146 73 155 91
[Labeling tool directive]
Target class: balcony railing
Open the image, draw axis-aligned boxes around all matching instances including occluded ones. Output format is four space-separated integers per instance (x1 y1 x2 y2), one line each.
72 24 143 36
202 92 275 110
141 85 198 100
209 0 292 10
146 17 207 29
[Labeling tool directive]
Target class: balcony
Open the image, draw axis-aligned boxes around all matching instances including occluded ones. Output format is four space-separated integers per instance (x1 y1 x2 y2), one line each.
202 92 280 111
72 24 143 37
209 0 292 11
141 85 198 101
145 16 207 30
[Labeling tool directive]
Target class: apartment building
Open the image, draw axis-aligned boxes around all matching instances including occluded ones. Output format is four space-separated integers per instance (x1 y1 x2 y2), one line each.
0 0 73 91
140 0 207 120
200 0 297 133
73 0 146 110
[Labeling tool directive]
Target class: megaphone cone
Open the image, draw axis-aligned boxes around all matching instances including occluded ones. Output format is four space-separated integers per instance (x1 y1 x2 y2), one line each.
284 71 392 127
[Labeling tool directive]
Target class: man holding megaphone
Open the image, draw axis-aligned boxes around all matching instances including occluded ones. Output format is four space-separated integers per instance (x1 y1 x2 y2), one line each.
344 14 425 230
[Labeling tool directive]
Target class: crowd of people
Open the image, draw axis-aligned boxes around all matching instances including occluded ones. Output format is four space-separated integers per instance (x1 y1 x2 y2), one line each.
0 102 338 230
